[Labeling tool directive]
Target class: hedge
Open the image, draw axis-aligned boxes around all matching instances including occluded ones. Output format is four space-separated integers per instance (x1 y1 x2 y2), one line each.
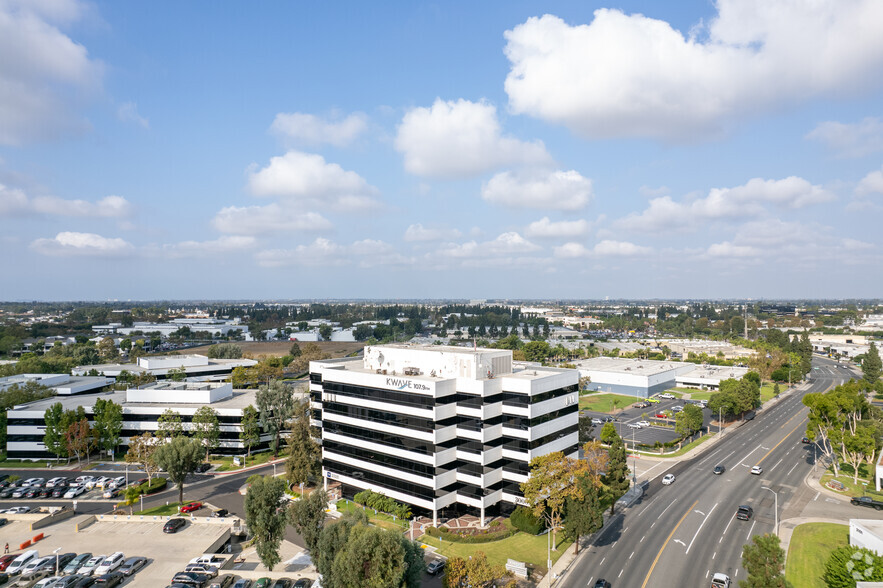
353 489 412 520
424 523 516 544
510 506 544 535
139 477 167 495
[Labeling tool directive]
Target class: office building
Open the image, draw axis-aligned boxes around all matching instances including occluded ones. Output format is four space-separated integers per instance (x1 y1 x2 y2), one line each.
310 344 579 526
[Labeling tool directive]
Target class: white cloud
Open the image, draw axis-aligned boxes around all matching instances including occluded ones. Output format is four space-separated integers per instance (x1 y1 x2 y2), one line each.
0 0 103 145
161 236 256 258
255 237 406 268
30 231 133 257
394 98 552 179
437 232 541 259
403 223 462 242
706 242 762 258
554 239 651 258
525 216 590 238
856 167 883 196
806 118 883 158
117 102 149 129
247 150 380 210
482 169 593 210
0 184 132 217
212 203 332 235
504 2 883 139
270 111 367 147
616 176 833 232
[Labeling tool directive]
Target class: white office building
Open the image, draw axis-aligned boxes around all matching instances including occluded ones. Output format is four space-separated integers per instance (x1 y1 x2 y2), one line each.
6 381 272 460
575 357 695 398
310 344 579 526
676 365 751 390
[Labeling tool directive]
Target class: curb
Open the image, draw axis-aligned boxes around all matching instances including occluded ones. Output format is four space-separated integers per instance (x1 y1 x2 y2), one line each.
207 458 286 477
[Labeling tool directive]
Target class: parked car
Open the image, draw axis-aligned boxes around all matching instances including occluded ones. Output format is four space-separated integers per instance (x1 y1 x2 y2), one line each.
0 554 17 571
292 580 310 588
92 572 124 587
118 556 146 576
269 579 292 588
64 486 85 499
232 580 253 588
671 405 684 413
33 576 63 588
851 496 883 510
0 518 6 527
633 401 650 409
101 488 119 499
7 506 30 514
661 474 676 485
426 559 445 575
54 576 90 588
173 571 211 586
11 488 29 499
658 393 675 399
211 509 229 518
647 397 661 403
184 564 218 577
636 420 650 427
591 417 602 425
209 575 235 588
189 556 225 567
44 477 65 489
253 579 272 588
163 518 186 534
750 466 763 475
21 478 44 488
77 556 105 576
655 413 668 419
713 465 726 475
626 423 641 429
195 463 212 474
179 502 203 513
63 554 92 576
52 487 68 498
7 550 40 576
20 556 53 578
94 553 124 576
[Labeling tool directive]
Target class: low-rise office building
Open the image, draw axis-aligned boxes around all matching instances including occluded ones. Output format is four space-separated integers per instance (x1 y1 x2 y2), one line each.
72 354 256 381
310 344 579 526
675 365 750 390
6 381 272 460
0 373 111 395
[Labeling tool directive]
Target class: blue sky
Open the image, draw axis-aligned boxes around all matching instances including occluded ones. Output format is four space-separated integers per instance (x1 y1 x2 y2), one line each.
2 0 882 300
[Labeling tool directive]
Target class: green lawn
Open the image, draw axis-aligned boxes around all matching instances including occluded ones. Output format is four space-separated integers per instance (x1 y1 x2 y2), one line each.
213 452 276 472
785 523 849 588
820 468 879 499
136 503 185 516
419 530 571 575
579 393 639 413
663 389 690 396
0 459 62 469
686 390 714 401
636 432 715 458
760 383 780 403
336 498 408 531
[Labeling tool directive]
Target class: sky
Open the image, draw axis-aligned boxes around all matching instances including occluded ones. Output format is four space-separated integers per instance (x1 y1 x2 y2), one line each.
1 0 883 301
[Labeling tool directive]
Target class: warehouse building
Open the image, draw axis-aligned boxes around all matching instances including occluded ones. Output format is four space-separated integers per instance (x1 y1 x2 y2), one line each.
675 365 751 390
5 381 272 459
574 357 695 398
309 344 579 526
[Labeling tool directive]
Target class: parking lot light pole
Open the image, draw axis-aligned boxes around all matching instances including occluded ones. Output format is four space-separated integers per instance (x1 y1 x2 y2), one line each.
53 547 61 575
762 486 778 535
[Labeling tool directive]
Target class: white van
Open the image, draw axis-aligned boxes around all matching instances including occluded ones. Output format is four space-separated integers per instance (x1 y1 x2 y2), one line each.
6 550 39 575
710 572 731 587
94 552 125 575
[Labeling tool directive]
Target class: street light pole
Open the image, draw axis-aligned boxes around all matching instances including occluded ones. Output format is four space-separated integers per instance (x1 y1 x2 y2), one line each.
762 486 778 536
53 547 61 575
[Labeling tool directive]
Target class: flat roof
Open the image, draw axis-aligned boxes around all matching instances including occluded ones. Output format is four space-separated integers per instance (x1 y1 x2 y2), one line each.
316 355 567 382
574 356 688 376
10 388 264 412
679 365 750 380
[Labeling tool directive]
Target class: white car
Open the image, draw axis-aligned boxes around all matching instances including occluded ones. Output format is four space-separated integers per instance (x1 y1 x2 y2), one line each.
627 423 642 429
20 556 52 578
6 550 39 575
33 577 63 588
7 506 31 514
636 420 651 427
662 474 676 485
88 477 108 490
71 475 93 487
78 555 105 576
750 466 763 475
94 552 125 575
44 477 66 488
63 486 85 499
189 555 226 567
658 393 675 399
711 572 731 587
22 478 44 487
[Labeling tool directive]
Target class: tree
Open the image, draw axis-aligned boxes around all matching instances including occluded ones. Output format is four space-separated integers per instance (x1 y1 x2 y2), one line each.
316 510 369 588
604 435 630 514
740 533 787 588
43 402 69 459
257 380 296 456
599 422 619 445
824 545 883 588
123 484 141 515
522 341 551 362
244 475 290 571
65 418 94 465
352 324 374 341
167 367 187 382
240 405 261 460
443 552 505 588
563 473 604 554
98 337 119 362
125 432 161 481
153 436 203 504
521 452 593 550
330 524 421 588
157 409 184 438
289 342 302 357
285 399 321 488
289 488 328 553
863 342 882 385
319 324 333 341
92 398 123 457
192 405 220 462
207 343 243 359
676 404 704 437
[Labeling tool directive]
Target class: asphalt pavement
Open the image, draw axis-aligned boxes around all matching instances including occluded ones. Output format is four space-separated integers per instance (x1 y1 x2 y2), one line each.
561 356 864 588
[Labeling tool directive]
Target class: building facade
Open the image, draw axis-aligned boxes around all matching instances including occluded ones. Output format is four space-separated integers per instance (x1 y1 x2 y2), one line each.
6 381 271 459
309 344 579 526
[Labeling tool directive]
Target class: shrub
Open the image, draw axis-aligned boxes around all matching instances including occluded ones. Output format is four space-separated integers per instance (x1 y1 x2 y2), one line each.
510 506 544 535
353 489 412 520
424 523 516 544
140 477 167 494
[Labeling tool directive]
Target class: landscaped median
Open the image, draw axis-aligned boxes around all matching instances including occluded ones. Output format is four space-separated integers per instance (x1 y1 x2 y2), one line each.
785 522 848 588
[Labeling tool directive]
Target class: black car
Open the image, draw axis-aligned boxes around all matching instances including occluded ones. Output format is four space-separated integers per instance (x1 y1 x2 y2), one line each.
292 580 310 588
0 518 6 527
93 571 125 587
53 487 68 498
72 577 97 588
210 575 235 588
736 505 753 520
0 488 13 499
38 488 53 498
195 463 212 474
55 575 89 588
801 437 812 444
426 559 445 575
24 488 39 498
270 579 292 588
212 509 229 518
713 465 725 475
163 518 187 533
851 496 883 510
173 571 211 586
594 580 611 588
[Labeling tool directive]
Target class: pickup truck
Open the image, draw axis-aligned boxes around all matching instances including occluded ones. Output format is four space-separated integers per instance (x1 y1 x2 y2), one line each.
851 496 883 510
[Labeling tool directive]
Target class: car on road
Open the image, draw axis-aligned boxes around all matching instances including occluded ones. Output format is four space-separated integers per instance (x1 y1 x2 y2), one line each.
851 496 883 510
426 559 445 575
647 397 660 403
736 505 753 521
179 501 203 513
626 423 641 429
713 465 726 475
593 580 611 588
711 572 731 587
636 420 650 427
801 437 812 444
602 416 615 422
661 474 676 485
671 405 684 413
591 418 603 425
163 518 186 534
654 413 668 419
750 466 763 475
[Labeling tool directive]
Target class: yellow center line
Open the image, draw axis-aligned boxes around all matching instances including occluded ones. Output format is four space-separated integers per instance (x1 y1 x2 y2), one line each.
756 419 806 466
779 410 802 429
641 499 698 588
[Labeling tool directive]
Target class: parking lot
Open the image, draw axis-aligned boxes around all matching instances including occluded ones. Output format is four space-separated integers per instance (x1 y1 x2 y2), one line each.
582 394 716 447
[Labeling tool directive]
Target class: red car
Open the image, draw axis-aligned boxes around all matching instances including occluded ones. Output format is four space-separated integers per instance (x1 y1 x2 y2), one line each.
179 501 203 513
655 413 668 419
0 553 19 571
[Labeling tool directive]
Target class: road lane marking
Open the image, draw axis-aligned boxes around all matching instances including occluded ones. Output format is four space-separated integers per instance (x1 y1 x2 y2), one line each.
641 535 645 542
747 520 756 540
720 512 736 543
619 569 623 578
814 492 819 501
787 462 798 477
770 457 783 472
641 499 698 588
587 577 593 586
686 502 717 554
630 551 634 559
737 446 763 468
600 557 605 565
756 420 806 466
712 551 716 559
674 539 686 546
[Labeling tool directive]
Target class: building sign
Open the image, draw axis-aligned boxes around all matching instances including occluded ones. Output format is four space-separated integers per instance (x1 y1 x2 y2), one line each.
326 472 340 481
514 496 529 506
385 377 430 391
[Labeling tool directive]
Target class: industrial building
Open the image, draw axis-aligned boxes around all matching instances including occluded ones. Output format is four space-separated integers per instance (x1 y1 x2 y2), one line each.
71 354 257 381
5 381 272 460
309 344 579 526
574 357 695 398
675 365 750 390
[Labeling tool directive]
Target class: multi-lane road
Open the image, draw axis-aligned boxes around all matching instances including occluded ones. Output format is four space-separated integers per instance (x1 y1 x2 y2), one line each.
564 357 856 588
